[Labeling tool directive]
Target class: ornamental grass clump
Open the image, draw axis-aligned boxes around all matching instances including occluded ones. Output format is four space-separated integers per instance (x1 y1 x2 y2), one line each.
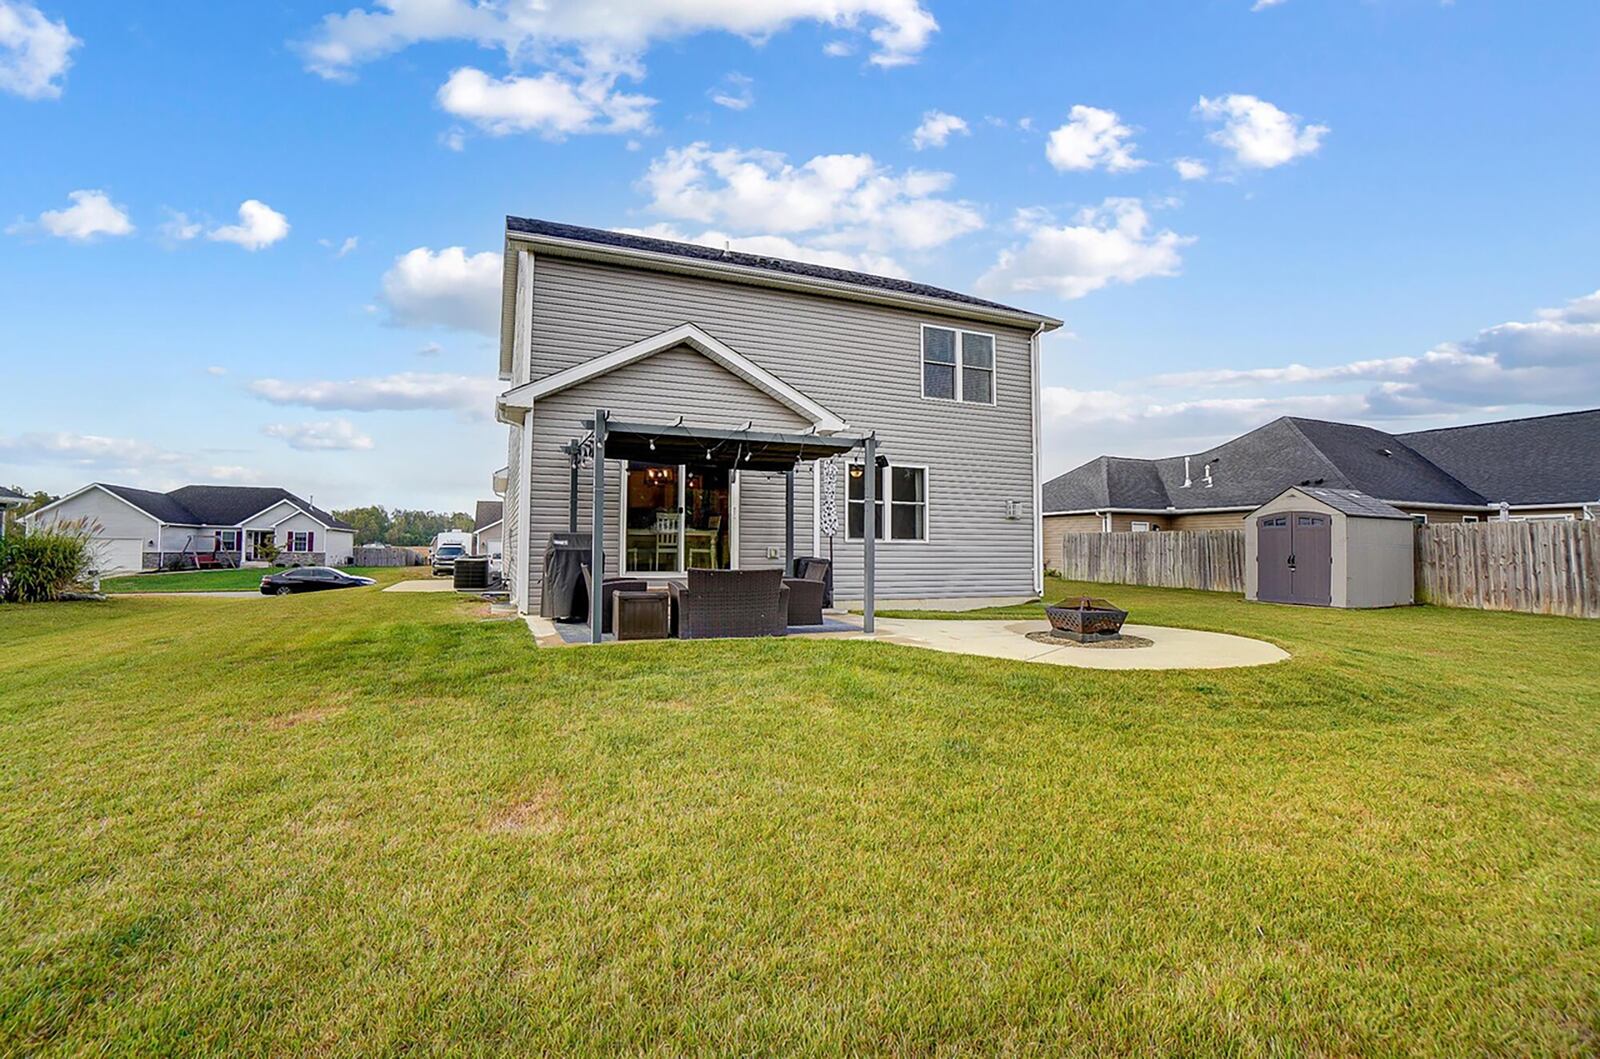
0 519 97 603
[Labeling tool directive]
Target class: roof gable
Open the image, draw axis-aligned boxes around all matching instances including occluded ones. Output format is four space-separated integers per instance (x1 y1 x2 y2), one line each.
474 500 503 531
500 322 848 432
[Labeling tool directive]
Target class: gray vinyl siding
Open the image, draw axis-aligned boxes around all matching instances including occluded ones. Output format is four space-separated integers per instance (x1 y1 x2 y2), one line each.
513 253 1038 606
523 345 812 609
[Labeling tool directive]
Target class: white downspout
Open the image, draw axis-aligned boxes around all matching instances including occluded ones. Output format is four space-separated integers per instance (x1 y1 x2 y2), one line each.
1029 321 1046 597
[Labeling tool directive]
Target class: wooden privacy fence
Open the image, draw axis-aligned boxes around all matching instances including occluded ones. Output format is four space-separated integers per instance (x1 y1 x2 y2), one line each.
353 544 425 567
1415 520 1600 619
1056 529 1246 593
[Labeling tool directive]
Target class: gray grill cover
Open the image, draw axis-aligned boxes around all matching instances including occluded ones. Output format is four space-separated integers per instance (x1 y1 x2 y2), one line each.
540 532 594 620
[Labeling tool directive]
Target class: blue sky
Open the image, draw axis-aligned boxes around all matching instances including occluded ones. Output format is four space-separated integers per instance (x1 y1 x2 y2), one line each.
3 0 1598 510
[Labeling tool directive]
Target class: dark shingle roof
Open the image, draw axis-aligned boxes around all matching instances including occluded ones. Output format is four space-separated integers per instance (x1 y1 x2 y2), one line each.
1296 488 1413 520
94 484 353 529
100 483 202 523
1045 415 1492 513
1400 408 1600 506
474 500 503 530
0 486 26 502
506 216 1056 322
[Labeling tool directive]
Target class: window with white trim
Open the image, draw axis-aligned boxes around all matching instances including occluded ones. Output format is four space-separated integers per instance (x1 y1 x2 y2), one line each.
285 530 314 551
1461 515 1479 523
847 464 927 542
922 325 996 404
1411 514 1428 526
1130 521 1151 532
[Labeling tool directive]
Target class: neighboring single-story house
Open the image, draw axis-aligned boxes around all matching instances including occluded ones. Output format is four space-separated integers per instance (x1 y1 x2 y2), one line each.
0 486 27 538
473 500 503 560
23 483 355 574
1042 408 1600 559
493 217 1063 615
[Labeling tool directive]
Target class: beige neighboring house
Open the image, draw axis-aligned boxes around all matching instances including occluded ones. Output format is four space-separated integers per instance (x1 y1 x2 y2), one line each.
23 483 355 575
1042 408 1600 565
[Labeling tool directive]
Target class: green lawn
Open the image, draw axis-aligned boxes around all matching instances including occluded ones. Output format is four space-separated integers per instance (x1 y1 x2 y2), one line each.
2 578 1597 1054
101 566 403 593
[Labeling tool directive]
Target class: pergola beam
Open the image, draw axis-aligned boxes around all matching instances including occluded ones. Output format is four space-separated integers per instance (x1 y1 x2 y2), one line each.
590 410 607 645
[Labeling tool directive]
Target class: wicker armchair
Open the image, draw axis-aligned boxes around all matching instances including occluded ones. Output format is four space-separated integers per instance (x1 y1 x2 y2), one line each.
669 568 790 639
783 558 832 626
579 565 647 634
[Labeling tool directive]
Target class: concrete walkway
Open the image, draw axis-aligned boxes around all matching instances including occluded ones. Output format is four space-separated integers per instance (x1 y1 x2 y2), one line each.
382 579 458 593
858 619 1288 670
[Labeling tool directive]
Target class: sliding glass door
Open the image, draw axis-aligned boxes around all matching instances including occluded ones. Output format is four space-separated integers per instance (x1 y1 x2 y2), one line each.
624 463 732 574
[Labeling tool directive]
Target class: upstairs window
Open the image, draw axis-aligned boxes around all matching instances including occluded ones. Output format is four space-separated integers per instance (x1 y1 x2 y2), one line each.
922 326 997 404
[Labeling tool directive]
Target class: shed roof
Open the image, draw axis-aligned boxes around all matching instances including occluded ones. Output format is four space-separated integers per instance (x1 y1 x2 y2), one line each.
474 500 503 530
1292 487 1413 520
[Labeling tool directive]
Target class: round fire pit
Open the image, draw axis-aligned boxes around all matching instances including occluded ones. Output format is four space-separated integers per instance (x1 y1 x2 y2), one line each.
1044 597 1129 643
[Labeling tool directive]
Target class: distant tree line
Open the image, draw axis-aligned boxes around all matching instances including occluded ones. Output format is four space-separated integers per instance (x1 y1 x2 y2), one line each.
332 506 475 547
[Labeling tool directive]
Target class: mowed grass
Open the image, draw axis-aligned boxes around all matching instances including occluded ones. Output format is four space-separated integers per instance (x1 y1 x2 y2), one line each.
101 566 398 593
1 578 1598 1055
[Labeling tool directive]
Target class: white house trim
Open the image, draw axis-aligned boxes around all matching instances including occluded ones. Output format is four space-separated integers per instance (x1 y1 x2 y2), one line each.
269 506 336 530
498 322 848 433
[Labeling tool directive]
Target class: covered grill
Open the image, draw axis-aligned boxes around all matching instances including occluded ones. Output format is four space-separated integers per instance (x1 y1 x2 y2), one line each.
540 531 594 620
1045 597 1129 643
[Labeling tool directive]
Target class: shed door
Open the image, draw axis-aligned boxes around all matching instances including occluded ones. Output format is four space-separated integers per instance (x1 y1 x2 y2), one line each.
1256 512 1332 605
1290 513 1332 605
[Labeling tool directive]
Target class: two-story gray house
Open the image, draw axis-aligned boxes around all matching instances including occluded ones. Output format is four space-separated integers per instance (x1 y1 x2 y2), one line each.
493 218 1062 616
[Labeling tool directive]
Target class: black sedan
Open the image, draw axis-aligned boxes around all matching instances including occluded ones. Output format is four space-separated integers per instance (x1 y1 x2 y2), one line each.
259 567 376 595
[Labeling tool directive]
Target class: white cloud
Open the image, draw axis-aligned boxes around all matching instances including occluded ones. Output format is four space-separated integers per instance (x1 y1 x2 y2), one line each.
910 110 968 150
263 419 376 452
620 223 906 277
709 71 753 111
1041 287 1600 473
1252 0 1288 9
0 0 78 100
8 189 134 241
1045 105 1145 173
379 246 501 335
159 209 202 242
249 371 497 419
0 430 265 487
318 235 359 257
436 66 653 138
638 142 983 255
1173 157 1210 181
207 200 290 250
206 366 227 376
822 40 853 57
1196 94 1328 169
299 0 937 80
416 342 443 357
977 199 1192 300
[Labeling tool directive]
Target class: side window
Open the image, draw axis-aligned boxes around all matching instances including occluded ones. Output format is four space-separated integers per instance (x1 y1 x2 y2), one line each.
922 327 956 400
960 333 994 403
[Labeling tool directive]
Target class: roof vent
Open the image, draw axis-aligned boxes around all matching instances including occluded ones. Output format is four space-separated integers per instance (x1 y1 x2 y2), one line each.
1380 448 1393 457
1182 456 1192 488
1202 460 1214 488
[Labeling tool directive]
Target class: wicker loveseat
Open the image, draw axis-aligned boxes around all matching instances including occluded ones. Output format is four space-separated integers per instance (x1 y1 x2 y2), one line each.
669 568 790 639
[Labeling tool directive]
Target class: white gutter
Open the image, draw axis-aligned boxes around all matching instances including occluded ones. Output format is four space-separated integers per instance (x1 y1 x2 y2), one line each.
1045 505 1253 517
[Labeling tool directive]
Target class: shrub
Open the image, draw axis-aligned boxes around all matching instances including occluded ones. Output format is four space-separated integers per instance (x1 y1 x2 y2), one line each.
0 520 97 603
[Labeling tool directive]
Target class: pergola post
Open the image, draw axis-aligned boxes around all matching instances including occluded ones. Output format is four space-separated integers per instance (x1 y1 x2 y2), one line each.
862 433 876 633
590 409 608 645
784 469 796 576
